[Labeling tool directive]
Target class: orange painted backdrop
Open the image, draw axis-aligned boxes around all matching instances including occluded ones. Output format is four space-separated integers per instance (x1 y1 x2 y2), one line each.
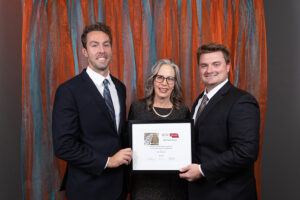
21 0 267 199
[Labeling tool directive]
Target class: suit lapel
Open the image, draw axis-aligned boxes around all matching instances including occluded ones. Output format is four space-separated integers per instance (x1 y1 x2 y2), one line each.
111 75 125 135
196 82 232 124
191 94 203 118
81 69 118 133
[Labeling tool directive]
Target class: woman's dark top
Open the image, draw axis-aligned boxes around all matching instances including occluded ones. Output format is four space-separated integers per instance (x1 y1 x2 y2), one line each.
128 99 190 200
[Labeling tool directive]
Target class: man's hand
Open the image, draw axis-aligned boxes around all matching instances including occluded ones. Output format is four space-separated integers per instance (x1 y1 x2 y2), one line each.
107 148 132 168
179 164 203 182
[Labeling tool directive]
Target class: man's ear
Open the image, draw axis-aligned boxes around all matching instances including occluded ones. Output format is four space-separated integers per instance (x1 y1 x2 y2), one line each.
82 47 88 57
226 63 230 73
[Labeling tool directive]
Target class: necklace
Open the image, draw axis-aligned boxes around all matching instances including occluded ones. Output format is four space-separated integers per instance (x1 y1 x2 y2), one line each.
152 106 173 118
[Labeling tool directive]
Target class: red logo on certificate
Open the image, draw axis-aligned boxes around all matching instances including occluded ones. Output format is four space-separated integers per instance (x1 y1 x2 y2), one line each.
169 133 179 138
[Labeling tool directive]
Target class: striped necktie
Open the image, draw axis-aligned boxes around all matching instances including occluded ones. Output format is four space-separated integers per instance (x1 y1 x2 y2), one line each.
195 94 209 123
103 79 116 129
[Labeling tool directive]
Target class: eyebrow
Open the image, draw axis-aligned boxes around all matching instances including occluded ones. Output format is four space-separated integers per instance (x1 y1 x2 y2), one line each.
199 63 208 66
89 41 99 44
157 74 174 77
88 40 110 45
199 61 222 65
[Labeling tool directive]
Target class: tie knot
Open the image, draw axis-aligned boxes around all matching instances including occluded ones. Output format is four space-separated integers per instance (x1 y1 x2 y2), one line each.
202 95 209 103
103 79 109 87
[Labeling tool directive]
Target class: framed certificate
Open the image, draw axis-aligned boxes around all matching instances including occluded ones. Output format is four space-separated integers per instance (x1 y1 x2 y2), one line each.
129 120 192 172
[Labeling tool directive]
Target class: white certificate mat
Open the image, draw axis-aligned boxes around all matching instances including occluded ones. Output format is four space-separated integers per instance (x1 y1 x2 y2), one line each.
130 120 192 171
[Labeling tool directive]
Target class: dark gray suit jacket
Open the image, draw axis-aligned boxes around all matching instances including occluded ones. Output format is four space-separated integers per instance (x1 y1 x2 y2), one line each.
52 69 126 200
189 82 260 200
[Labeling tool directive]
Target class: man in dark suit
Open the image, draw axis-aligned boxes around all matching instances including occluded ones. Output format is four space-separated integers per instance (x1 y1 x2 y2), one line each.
52 22 132 200
179 43 260 200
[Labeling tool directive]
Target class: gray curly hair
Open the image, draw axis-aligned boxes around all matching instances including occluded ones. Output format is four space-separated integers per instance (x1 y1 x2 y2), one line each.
144 59 183 111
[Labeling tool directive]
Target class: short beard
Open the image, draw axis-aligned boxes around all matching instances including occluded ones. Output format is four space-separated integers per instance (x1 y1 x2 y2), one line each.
89 59 111 72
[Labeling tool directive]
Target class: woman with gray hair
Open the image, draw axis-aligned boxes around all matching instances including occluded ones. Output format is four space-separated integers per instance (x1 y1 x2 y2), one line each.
128 59 190 200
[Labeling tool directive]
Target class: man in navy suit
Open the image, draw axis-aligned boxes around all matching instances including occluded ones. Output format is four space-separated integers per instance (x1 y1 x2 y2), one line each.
180 43 260 200
52 22 132 200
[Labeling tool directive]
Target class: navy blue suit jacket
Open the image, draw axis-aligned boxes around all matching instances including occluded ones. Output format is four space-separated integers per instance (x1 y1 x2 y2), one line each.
189 82 260 200
52 69 126 200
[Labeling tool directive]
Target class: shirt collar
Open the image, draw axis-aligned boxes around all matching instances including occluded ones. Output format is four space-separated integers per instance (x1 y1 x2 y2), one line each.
86 66 112 86
204 79 228 100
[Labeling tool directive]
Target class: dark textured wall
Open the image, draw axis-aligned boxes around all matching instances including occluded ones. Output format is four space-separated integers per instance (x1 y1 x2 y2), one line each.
0 1 22 199
262 0 300 199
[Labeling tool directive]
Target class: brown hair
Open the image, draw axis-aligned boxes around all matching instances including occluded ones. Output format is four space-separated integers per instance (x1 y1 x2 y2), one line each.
197 43 230 64
81 22 112 49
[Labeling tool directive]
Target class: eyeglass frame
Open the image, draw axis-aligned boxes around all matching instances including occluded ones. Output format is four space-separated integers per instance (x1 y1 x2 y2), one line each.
154 75 176 84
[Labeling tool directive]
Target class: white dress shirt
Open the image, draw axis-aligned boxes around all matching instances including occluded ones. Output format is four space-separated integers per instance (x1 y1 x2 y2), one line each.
86 67 122 169
192 79 228 176
193 79 228 120
86 67 121 131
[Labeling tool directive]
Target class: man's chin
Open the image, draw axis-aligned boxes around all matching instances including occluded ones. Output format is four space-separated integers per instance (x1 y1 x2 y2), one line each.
202 80 215 85
94 65 109 71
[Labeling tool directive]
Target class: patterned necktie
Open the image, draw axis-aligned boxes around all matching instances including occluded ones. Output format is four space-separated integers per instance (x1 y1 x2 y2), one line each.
103 79 116 128
195 94 209 123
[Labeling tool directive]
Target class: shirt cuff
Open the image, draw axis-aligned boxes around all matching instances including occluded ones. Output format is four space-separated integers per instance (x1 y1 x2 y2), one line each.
104 157 110 169
199 164 205 176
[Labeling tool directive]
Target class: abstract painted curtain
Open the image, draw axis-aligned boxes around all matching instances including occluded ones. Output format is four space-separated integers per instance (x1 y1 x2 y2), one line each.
21 0 267 199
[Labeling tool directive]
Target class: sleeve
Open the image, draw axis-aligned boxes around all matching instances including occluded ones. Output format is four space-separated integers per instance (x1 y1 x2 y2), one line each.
128 102 136 120
183 104 191 119
122 102 135 148
52 85 107 176
201 93 260 183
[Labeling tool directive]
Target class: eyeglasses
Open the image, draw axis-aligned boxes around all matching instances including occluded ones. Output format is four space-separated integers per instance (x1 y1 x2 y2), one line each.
154 75 176 84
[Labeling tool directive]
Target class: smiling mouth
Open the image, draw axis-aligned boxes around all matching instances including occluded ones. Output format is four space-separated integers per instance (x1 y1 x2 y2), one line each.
204 73 218 78
96 57 106 62
159 88 169 93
